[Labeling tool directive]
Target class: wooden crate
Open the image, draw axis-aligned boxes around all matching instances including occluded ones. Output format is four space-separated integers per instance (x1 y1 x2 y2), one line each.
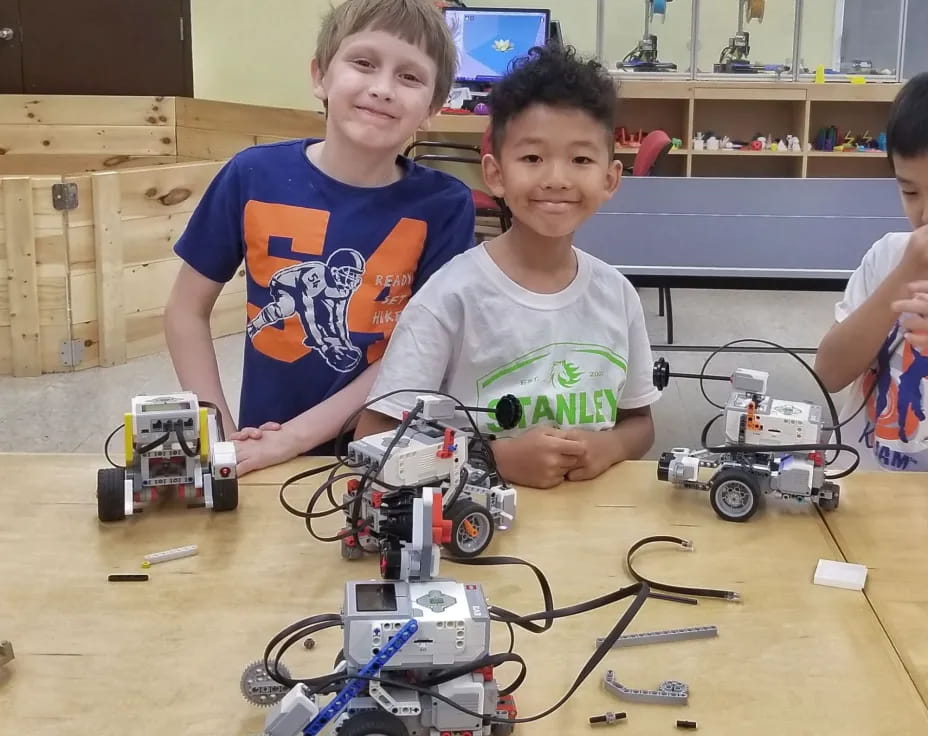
0 95 325 376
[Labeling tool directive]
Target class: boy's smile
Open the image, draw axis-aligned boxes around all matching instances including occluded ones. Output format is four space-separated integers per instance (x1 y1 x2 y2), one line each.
313 29 437 155
483 104 620 240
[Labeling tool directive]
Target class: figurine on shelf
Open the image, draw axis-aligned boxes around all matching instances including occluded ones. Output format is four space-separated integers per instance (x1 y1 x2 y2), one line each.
693 132 705 151
671 137 682 150
787 135 802 153
722 135 734 150
877 132 887 152
707 135 720 151
835 131 857 152
749 139 764 151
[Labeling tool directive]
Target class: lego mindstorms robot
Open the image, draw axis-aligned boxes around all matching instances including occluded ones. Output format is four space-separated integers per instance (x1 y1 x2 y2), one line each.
96 392 238 522
652 352 855 523
286 392 523 560
246 488 518 736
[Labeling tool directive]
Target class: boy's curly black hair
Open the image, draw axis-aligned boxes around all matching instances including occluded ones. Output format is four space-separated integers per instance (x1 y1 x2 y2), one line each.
887 72 928 166
487 42 617 155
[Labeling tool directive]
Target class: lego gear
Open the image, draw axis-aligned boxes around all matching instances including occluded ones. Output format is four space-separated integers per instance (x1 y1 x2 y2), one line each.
240 660 292 707
326 248 365 291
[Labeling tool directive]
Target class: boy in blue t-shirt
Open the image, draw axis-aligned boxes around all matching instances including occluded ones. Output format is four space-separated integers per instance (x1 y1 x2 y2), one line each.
165 0 474 474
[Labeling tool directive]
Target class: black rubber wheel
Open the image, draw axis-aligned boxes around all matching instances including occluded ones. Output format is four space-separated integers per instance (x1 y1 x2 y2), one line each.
491 723 515 736
380 546 402 579
817 482 840 511
709 469 760 522
97 467 127 522
212 477 238 512
446 501 494 558
338 710 409 736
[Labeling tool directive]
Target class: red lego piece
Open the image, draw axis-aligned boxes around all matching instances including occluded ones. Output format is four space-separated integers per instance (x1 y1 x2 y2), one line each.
372 491 384 508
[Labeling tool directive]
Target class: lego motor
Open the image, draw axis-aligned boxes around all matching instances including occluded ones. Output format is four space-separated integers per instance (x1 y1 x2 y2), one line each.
714 0 766 74
97 392 238 522
652 341 857 522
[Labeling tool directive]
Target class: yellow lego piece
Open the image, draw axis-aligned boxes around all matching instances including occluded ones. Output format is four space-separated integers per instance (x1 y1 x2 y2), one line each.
814 65 825 84
849 75 866 85
124 412 134 464
199 407 209 462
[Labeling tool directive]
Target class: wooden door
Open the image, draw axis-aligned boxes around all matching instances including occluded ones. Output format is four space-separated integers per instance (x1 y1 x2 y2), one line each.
0 0 22 93
19 0 192 95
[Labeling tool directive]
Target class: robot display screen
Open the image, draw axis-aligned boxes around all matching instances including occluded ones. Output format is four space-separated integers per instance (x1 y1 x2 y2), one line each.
444 7 550 82
140 401 190 412
355 583 398 612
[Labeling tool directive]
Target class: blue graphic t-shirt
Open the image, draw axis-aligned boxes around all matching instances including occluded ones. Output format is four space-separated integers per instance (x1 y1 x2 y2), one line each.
174 139 475 435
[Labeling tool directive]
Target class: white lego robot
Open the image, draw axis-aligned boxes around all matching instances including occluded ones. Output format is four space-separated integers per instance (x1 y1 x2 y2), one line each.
246 488 517 736
96 392 238 522
653 359 840 522
338 394 521 560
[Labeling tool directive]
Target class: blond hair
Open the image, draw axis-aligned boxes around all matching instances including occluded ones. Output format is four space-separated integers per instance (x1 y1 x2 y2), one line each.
315 0 457 111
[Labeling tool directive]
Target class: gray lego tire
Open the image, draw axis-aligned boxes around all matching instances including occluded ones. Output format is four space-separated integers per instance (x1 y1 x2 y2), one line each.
212 477 238 512
338 710 408 736
817 482 840 511
446 501 494 558
340 538 365 560
97 467 127 522
709 469 759 522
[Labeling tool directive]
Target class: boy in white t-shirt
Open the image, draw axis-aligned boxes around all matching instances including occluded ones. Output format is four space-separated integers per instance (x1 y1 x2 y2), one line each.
815 72 928 471
354 42 659 488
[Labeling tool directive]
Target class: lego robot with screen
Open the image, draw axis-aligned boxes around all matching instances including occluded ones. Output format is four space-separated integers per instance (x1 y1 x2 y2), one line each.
652 359 840 522
337 395 521 560
248 488 517 736
96 392 238 521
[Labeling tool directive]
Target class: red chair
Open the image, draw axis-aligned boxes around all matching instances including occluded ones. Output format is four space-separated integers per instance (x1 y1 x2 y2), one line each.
403 126 511 232
632 129 675 343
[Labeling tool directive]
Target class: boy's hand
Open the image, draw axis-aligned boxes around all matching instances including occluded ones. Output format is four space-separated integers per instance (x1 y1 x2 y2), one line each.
233 425 304 476
892 280 928 351
899 226 928 280
490 426 586 489
229 422 282 441
562 428 620 482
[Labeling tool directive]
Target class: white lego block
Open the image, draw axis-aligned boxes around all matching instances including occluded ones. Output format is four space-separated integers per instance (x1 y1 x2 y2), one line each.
813 559 868 591
418 394 456 420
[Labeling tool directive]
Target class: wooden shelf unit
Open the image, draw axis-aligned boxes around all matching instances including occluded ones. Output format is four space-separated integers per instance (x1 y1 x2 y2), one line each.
424 81 902 179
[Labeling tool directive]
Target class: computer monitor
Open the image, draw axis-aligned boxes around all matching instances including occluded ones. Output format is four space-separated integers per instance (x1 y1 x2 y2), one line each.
444 7 551 83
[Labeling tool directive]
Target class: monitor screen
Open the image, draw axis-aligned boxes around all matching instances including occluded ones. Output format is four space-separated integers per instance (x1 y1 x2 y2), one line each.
444 7 550 83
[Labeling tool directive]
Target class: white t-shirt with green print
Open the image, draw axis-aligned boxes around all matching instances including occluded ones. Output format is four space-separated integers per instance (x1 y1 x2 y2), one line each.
367 243 660 435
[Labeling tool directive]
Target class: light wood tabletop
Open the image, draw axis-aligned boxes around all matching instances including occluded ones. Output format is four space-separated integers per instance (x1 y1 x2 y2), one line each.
1 453 925 736
821 471 928 709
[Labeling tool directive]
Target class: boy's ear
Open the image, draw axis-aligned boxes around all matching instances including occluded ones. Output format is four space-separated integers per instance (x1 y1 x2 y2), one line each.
482 153 505 198
310 58 327 103
604 158 622 198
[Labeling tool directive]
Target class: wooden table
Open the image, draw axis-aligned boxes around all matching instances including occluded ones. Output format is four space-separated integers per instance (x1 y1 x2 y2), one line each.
822 473 928 710
1 454 925 736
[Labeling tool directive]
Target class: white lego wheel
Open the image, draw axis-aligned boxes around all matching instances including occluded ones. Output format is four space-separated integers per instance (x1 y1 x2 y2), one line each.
710 469 759 522
447 501 494 557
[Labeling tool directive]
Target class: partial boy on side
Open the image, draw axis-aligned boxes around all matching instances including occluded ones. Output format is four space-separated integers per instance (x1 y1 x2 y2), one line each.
816 72 928 471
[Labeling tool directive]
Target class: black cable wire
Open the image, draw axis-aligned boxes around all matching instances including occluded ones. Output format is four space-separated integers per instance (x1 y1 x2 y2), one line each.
262 582 651 727
626 535 740 601
104 423 125 469
136 432 171 455
174 421 200 458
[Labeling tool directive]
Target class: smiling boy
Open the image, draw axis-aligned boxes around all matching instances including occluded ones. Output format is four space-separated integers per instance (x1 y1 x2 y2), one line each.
355 43 659 489
164 0 475 474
